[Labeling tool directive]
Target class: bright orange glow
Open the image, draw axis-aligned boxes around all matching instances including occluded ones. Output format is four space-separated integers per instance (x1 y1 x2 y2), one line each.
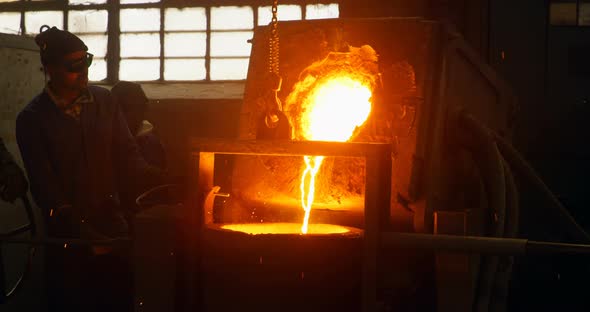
221 222 351 235
298 76 373 234
285 46 379 234
300 76 373 142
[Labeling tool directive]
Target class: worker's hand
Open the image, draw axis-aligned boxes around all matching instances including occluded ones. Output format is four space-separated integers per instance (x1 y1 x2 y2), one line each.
0 161 29 203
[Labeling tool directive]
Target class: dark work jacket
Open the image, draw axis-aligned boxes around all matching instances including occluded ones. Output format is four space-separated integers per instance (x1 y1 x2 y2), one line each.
16 85 161 239
135 121 166 170
0 137 15 165
119 122 167 214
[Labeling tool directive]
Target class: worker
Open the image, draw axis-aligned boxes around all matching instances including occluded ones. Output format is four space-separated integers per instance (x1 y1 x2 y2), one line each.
16 25 166 312
112 81 166 170
111 81 167 213
0 137 28 203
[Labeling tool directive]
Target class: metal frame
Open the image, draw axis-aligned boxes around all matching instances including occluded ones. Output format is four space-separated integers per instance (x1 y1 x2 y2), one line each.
0 0 340 84
189 138 392 312
185 138 590 312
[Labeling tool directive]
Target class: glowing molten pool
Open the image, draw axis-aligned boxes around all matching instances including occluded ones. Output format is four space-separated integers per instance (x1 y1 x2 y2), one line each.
221 222 352 235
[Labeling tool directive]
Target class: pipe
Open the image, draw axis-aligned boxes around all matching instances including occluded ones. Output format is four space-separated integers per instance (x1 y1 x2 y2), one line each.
135 183 180 209
457 111 590 243
454 110 507 312
526 241 590 255
380 232 590 256
489 159 520 312
0 237 132 247
493 121 590 243
455 111 507 236
502 159 519 239
382 232 526 255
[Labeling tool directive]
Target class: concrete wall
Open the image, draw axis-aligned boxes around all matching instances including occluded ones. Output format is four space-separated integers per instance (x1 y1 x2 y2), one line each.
340 0 490 60
0 33 46 312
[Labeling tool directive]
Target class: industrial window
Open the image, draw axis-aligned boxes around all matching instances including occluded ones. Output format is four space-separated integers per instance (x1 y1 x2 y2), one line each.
119 8 161 81
68 9 108 81
580 1 590 25
549 0 590 26
0 1 339 83
163 7 207 81
0 12 20 34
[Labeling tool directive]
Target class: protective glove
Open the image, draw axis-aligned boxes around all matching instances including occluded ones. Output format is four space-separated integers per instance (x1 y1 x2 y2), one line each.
0 161 29 203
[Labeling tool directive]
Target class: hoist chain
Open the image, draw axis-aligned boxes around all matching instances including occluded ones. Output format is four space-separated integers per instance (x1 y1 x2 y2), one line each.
266 0 283 120
269 0 280 77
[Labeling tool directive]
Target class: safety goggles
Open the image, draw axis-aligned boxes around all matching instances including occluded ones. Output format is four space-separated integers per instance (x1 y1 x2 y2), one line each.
62 52 93 73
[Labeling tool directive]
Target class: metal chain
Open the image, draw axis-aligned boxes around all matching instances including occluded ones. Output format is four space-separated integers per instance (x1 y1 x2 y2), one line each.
269 0 280 75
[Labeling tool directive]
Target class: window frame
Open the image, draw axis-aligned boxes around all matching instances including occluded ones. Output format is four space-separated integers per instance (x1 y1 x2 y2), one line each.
549 0 590 26
0 0 339 84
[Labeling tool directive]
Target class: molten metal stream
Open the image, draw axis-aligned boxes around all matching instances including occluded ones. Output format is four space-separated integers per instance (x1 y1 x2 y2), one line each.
300 155 324 233
298 76 372 234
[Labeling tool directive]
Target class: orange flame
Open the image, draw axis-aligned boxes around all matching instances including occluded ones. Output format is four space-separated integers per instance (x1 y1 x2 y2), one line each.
299 76 373 234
